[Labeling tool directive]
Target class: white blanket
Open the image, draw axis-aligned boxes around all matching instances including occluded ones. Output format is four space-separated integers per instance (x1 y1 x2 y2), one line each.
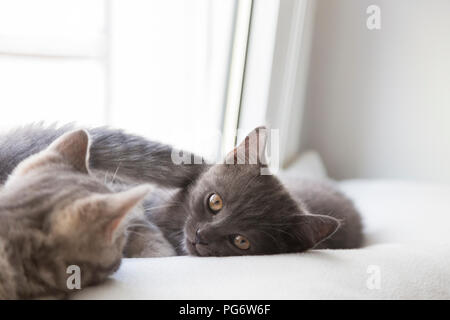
73 180 450 299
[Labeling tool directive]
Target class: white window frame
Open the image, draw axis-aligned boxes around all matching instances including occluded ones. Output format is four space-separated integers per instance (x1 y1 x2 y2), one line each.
220 0 253 156
237 0 316 168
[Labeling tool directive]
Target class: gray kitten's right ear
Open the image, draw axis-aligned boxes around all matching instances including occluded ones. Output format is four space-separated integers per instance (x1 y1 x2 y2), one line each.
225 126 268 165
53 185 152 243
48 129 91 173
78 185 152 242
102 185 153 241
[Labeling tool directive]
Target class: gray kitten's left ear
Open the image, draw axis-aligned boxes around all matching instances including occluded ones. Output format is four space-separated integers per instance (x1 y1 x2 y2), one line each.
48 129 90 173
292 214 341 250
225 126 268 165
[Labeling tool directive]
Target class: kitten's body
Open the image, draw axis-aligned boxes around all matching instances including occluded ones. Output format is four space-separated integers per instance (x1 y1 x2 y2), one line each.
0 239 17 299
148 167 362 255
0 130 158 299
0 124 363 259
0 124 201 187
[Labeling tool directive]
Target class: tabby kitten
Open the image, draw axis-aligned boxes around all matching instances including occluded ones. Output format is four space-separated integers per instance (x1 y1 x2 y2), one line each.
0 124 363 258
0 130 152 299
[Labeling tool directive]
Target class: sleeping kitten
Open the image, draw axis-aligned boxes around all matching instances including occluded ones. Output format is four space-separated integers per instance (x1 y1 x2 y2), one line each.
0 124 363 258
0 130 154 299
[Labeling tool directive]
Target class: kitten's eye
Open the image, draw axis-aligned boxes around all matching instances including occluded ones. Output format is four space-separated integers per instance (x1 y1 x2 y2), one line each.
208 193 223 213
232 234 251 250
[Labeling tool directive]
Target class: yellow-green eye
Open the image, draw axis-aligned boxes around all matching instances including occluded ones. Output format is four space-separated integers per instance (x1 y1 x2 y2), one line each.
208 193 223 213
232 235 251 250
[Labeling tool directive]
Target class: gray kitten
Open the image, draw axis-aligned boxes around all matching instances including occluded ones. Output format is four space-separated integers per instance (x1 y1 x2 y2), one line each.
0 130 154 299
0 124 363 258
150 128 362 256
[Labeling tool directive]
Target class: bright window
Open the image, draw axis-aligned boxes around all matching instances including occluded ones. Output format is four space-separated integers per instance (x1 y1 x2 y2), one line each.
0 0 239 159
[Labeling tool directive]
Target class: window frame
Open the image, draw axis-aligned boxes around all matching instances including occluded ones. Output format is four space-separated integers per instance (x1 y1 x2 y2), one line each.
237 0 316 168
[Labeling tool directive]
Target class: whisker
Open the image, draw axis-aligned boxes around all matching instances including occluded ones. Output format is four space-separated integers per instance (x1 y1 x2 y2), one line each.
111 162 122 183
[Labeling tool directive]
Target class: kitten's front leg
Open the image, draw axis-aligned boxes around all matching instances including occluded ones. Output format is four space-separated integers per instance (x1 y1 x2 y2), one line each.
123 217 176 258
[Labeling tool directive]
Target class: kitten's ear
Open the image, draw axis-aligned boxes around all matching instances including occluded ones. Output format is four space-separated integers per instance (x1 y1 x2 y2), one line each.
57 185 152 242
48 129 90 173
225 126 267 165
101 185 152 239
6 129 91 183
291 214 341 251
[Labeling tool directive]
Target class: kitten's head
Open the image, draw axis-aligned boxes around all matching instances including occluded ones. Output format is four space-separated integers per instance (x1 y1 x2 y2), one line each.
184 127 340 256
1 130 150 296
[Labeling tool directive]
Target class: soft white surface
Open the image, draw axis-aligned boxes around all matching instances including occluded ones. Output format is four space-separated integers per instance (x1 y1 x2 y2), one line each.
73 179 450 299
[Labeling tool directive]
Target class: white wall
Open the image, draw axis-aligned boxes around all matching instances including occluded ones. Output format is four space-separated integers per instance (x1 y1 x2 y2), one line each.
301 0 450 183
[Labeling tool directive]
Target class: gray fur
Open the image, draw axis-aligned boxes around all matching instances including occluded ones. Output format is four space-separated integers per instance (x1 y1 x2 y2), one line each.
0 130 159 299
147 127 363 256
151 163 362 256
279 177 363 249
0 124 363 263
0 123 203 187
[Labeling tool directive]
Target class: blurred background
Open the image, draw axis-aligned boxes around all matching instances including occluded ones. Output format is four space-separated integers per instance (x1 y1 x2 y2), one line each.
0 0 235 160
0 0 449 183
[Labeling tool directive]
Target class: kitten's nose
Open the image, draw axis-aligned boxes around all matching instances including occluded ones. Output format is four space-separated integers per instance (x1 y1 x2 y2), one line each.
195 229 208 245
